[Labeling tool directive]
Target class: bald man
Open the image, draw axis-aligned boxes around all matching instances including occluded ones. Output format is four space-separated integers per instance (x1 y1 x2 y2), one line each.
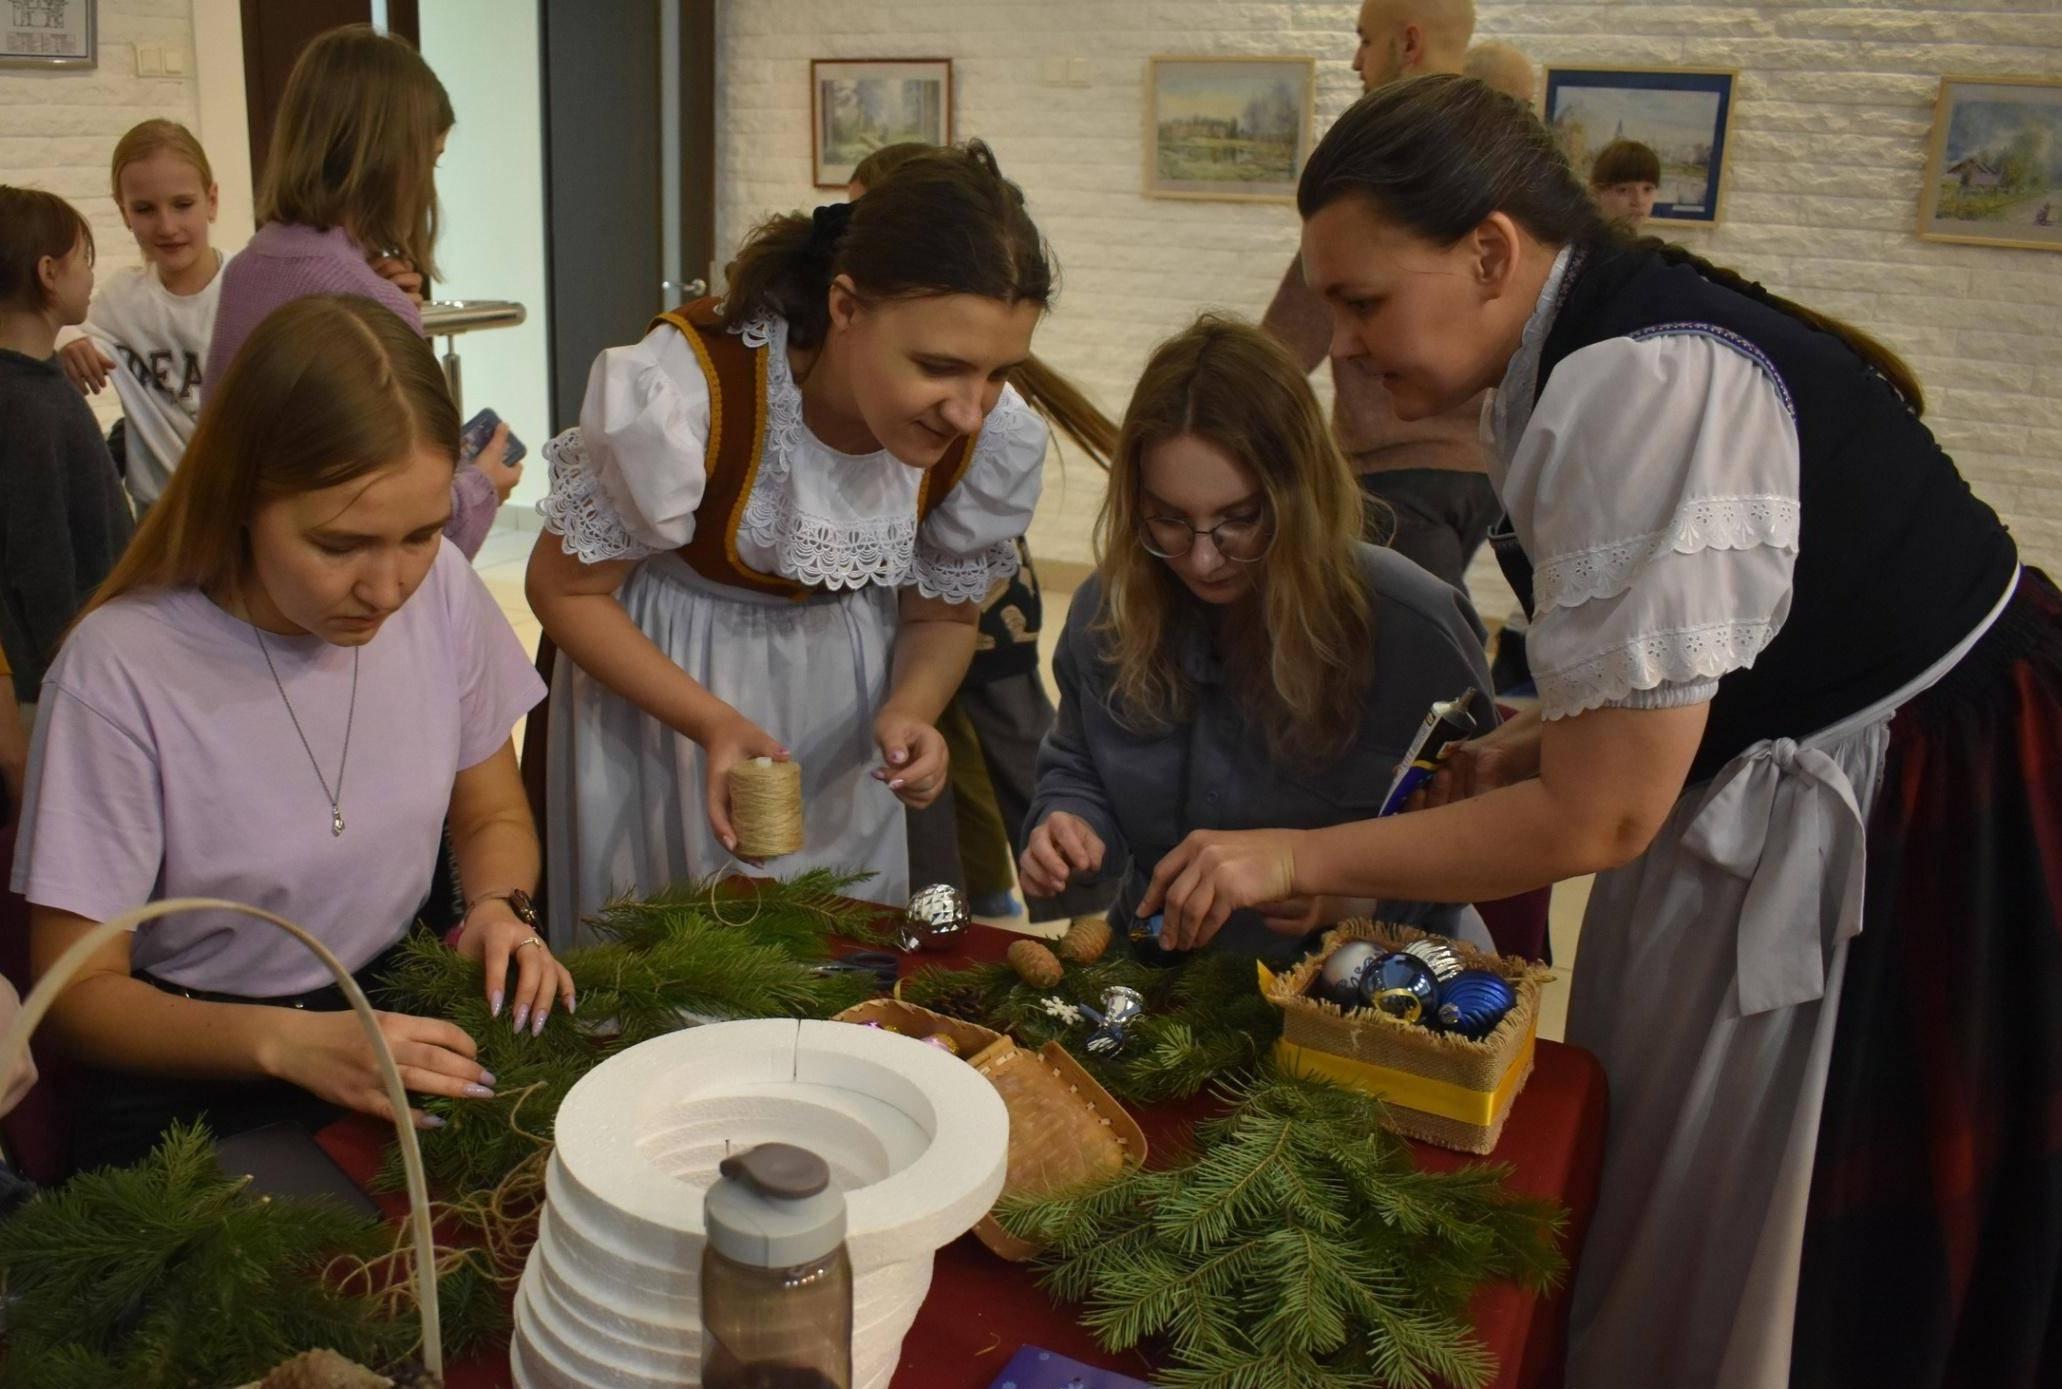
1465 40 1537 108
1351 0 1475 89
1262 0 1502 597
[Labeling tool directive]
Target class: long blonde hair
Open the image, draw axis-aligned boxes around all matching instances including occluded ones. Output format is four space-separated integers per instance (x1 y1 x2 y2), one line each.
256 24 453 281
1094 315 1373 763
82 295 459 620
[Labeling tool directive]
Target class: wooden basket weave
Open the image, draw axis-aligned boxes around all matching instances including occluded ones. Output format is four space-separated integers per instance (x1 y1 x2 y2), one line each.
833 998 1146 1259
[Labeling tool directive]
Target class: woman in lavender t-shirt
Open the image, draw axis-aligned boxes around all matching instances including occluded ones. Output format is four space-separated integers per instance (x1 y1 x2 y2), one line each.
12 296 568 1172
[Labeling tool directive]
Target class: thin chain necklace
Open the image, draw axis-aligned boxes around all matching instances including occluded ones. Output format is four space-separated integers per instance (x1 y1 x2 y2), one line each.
250 621 358 837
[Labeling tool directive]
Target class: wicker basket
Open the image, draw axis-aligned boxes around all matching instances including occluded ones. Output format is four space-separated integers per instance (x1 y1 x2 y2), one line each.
1262 921 1554 1155
833 998 1146 1259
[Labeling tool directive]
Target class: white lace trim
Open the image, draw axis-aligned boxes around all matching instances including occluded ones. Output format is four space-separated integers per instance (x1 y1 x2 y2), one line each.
1536 617 1780 720
912 538 1021 604
726 313 1022 597
537 429 659 564
1533 495 1801 611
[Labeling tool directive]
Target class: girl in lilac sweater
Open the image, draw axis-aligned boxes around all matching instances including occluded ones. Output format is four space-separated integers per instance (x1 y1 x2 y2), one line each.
208 26 518 558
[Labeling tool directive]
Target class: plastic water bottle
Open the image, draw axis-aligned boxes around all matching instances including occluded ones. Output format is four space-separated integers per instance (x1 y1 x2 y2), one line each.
701 1143 853 1389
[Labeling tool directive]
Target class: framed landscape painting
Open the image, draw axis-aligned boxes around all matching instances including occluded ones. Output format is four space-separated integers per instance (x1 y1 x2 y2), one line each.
1146 55 1316 203
812 58 952 188
1543 66 1737 224
1917 76 2062 253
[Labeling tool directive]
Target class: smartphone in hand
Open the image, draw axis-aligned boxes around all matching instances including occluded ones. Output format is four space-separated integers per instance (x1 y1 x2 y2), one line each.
459 408 527 469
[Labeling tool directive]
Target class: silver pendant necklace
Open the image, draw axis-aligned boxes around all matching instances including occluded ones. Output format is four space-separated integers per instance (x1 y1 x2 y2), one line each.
251 622 358 836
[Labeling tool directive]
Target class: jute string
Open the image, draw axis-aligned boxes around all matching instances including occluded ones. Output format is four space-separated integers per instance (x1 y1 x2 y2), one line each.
729 757 803 857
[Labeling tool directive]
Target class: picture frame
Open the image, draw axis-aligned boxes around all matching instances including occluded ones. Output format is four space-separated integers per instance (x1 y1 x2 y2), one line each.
1916 75 2062 253
811 58 953 189
0 0 94 69
1145 55 1317 203
1543 65 1738 225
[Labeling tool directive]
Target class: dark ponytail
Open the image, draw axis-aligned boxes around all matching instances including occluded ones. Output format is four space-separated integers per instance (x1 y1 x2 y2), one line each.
1298 74 1926 415
721 139 1117 462
722 139 1047 348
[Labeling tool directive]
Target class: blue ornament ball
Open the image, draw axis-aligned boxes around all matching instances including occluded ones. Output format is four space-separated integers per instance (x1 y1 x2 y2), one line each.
1362 952 1440 1024
1435 969 1517 1040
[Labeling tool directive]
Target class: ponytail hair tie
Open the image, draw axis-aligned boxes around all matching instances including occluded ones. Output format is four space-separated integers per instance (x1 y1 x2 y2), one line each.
809 201 856 261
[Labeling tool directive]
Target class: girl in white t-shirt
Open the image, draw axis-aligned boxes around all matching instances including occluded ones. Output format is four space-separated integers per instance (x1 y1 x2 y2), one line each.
59 119 223 512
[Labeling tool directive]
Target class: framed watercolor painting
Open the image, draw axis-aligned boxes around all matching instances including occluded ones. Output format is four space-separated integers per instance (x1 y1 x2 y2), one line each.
811 58 952 189
1917 76 2062 253
1145 55 1316 203
1543 66 1737 224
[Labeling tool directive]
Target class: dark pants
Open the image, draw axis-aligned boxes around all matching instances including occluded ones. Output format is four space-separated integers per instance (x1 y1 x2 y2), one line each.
907 672 1115 922
1358 468 1502 594
68 935 414 1175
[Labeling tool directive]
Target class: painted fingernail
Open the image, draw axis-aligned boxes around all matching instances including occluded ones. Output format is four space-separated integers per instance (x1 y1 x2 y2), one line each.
463 1082 495 1100
512 1005 529 1033
490 990 504 1019
418 1114 446 1130
569 996 578 1015
478 1068 496 1086
889 778 905 790
532 1011 546 1037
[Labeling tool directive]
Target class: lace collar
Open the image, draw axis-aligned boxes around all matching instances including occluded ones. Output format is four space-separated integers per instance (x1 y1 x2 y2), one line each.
1489 245 1579 479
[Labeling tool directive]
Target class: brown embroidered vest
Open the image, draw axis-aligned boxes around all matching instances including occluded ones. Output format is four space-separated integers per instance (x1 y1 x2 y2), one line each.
650 297 978 601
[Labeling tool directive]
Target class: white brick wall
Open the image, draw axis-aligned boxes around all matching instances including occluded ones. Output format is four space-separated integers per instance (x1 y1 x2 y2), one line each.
716 0 2062 585
0 0 204 428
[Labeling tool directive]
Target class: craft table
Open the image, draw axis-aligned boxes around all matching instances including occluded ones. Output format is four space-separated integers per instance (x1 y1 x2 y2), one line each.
323 923 1606 1389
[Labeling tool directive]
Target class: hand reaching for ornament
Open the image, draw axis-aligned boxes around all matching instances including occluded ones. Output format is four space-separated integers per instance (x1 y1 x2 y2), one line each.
702 710 790 857
872 711 948 808
1137 827 1303 952
1412 708 1543 810
265 1008 495 1131
1019 811 1105 899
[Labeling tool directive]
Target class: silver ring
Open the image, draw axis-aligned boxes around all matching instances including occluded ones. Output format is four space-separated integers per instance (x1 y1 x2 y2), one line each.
515 936 547 955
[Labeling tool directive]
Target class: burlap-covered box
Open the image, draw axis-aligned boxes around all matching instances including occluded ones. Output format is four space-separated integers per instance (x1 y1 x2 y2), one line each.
833 997 1146 1259
1261 921 1553 1155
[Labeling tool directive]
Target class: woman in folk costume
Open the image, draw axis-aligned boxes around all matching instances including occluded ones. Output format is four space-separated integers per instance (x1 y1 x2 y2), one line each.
1139 77 2062 1389
527 142 1113 937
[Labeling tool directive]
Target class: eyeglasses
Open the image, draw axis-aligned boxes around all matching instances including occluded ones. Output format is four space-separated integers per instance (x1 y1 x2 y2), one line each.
1137 509 1275 563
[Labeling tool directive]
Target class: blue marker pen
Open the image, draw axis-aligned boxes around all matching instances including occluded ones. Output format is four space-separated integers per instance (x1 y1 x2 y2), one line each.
1377 688 1481 816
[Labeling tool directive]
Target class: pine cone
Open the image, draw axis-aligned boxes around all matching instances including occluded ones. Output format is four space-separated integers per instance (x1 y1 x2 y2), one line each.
1007 938 1064 988
1056 914 1112 965
260 1350 387 1389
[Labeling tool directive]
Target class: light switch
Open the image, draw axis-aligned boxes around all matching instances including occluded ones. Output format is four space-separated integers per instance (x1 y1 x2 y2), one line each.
134 43 162 77
1068 57 1091 85
1039 55 1066 86
163 46 186 75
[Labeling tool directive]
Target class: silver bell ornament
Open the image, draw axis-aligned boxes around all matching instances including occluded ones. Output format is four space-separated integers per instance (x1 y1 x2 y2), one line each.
1401 937 1464 984
899 883 970 953
1314 940 1383 1007
1082 985 1146 1057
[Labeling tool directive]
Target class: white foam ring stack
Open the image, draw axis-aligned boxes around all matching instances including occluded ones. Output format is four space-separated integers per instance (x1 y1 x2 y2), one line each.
511 1017 1011 1388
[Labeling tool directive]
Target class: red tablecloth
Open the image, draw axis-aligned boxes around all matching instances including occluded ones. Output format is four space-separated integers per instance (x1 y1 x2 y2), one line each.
321 925 1606 1389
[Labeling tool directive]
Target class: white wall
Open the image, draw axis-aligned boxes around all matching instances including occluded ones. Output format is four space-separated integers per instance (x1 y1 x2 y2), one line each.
419 0 554 515
714 0 2062 584
0 0 214 428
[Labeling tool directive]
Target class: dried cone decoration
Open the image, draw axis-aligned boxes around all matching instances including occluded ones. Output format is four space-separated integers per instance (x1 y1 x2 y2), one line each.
1007 939 1065 988
1056 915 1112 965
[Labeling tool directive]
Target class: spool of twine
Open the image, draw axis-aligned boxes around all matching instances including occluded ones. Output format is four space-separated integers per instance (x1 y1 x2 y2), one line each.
729 756 803 857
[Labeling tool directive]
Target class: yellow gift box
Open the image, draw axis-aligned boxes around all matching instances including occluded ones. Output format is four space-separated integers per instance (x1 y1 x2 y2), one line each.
1260 922 1552 1154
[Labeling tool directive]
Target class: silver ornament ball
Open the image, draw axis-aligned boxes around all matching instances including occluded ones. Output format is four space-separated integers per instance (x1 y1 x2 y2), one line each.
899 883 971 953
1401 937 1464 984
